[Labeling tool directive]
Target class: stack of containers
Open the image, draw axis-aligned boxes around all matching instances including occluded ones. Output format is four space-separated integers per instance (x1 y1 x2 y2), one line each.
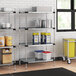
0 36 13 64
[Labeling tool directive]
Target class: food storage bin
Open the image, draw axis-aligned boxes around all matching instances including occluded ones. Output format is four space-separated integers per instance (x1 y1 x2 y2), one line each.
33 33 39 45
1 49 12 64
41 32 45 44
35 50 44 60
43 51 52 60
0 36 5 47
44 33 51 44
5 36 13 46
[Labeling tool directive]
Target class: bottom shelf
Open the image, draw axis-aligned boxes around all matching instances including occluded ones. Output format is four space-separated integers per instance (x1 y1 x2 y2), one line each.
20 58 53 63
0 63 13 66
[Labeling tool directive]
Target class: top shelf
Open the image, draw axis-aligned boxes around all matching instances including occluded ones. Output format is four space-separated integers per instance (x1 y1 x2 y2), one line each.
0 46 16 49
0 11 16 14
0 11 54 14
19 27 55 30
19 12 53 14
0 28 16 30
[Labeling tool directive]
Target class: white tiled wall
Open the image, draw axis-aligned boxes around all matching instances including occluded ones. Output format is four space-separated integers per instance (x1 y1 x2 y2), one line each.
0 0 56 8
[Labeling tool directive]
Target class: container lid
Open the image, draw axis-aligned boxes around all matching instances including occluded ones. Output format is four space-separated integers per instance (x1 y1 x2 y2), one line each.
35 50 44 53
41 32 45 35
44 33 51 35
33 33 39 35
36 33 39 35
42 51 52 54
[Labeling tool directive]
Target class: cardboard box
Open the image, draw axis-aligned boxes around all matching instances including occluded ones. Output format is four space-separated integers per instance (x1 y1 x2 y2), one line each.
1 49 12 64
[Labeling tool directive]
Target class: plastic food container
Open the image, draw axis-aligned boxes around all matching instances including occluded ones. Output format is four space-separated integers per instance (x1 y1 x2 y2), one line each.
35 50 44 60
0 36 5 47
33 33 39 45
43 51 52 60
41 32 45 44
44 33 51 44
5 36 12 46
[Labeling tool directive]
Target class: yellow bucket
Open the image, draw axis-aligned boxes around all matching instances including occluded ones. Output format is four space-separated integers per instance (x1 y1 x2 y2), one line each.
0 36 5 47
5 36 12 46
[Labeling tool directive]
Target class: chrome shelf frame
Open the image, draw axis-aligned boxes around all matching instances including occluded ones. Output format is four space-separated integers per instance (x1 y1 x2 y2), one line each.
20 58 53 64
0 10 17 68
19 11 56 65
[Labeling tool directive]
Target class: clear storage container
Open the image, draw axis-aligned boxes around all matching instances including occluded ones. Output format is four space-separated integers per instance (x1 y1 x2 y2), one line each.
33 33 39 45
43 51 52 60
44 33 51 44
35 50 44 60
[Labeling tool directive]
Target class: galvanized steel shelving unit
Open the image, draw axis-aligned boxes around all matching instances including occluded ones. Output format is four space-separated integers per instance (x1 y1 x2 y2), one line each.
19 11 56 65
0 11 16 66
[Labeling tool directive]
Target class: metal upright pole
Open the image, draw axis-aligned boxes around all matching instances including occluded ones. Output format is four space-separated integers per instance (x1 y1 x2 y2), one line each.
13 10 16 71
19 10 21 65
25 13 28 70
53 10 56 67
46 13 48 51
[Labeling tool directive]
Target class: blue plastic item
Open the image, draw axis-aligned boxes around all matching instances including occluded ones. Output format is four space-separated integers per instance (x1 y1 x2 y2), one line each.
35 50 44 53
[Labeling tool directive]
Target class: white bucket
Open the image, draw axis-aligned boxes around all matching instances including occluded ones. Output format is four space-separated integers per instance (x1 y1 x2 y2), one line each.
35 50 44 60
43 51 52 60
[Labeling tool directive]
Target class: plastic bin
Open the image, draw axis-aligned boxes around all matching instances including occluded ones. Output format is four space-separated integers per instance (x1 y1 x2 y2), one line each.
35 50 44 60
33 33 39 45
41 32 45 44
42 51 52 60
64 39 75 58
0 36 5 47
5 36 13 46
44 33 51 44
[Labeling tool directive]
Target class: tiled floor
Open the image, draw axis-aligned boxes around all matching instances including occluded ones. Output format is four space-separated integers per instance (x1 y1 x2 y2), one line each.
0 60 76 74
